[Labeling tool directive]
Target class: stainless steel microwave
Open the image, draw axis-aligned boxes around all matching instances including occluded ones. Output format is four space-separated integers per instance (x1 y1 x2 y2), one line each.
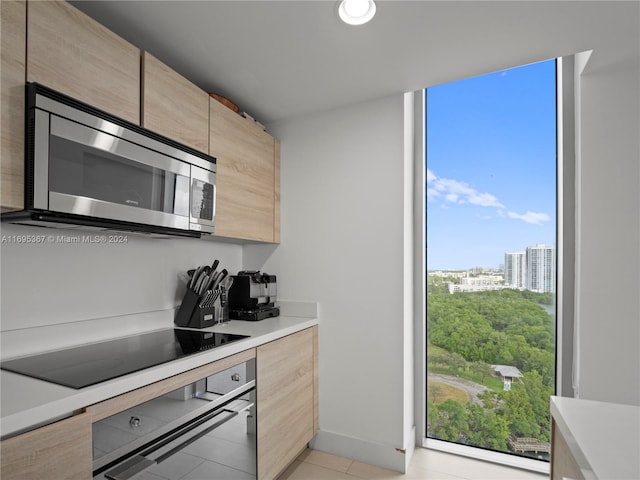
4 83 216 238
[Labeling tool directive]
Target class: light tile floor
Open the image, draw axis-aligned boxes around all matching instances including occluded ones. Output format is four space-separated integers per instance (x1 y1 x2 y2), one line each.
278 448 549 480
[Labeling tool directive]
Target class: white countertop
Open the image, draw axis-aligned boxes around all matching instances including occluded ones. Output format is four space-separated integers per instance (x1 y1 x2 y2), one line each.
0 315 318 439
550 396 640 480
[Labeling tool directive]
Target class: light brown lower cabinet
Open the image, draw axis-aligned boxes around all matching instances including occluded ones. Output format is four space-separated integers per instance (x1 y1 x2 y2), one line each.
550 419 585 480
257 326 318 480
0 412 92 480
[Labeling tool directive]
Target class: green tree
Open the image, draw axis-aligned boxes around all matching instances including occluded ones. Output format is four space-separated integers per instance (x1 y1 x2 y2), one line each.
431 400 469 442
499 386 539 437
426 399 440 435
427 288 556 450
429 383 444 403
521 371 553 441
442 352 466 372
477 390 500 410
428 289 555 387
467 404 509 450
470 360 494 383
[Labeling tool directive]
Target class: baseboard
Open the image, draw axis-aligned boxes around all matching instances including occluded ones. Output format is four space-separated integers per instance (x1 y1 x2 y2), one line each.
309 427 415 473
403 425 416 471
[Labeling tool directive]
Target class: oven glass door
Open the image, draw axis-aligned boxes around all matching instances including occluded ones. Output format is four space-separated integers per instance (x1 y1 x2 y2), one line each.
41 114 191 230
93 360 256 480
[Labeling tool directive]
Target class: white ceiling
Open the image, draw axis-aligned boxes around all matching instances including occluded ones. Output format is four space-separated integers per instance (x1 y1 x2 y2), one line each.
71 1 639 125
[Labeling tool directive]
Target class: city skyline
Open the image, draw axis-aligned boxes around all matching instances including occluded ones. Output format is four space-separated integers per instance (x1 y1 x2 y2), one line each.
505 244 555 293
426 59 557 271
427 241 556 273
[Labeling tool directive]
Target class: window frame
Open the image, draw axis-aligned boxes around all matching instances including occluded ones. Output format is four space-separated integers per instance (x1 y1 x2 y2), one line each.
414 56 576 473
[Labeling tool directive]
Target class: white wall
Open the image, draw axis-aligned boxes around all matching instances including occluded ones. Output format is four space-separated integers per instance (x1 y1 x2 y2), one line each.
245 35 640 474
0 222 242 356
575 53 640 405
245 94 415 472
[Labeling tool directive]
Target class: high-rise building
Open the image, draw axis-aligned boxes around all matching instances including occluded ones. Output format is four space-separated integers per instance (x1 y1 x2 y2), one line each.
526 244 555 293
504 252 526 289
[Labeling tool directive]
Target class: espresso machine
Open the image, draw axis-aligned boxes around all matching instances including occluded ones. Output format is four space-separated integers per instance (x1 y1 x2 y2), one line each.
227 271 280 321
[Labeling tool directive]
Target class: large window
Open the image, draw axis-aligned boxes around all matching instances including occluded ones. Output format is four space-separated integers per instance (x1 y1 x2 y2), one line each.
425 59 557 466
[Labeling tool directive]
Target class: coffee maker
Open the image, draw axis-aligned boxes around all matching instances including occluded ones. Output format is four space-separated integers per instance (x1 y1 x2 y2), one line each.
227 271 280 321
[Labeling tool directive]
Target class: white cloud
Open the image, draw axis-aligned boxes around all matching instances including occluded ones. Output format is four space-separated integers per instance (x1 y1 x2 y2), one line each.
426 188 440 201
426 169 441 201
426 170 504 208
507 211 551 226
427 169 551 226
467 191 504 208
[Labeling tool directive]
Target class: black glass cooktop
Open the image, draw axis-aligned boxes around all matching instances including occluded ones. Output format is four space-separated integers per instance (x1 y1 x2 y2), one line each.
0 329 248 389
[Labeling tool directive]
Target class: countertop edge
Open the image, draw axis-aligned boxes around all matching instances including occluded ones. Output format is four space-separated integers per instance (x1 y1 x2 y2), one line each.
0 316 318 439
550 395 640 480
550 396 597 480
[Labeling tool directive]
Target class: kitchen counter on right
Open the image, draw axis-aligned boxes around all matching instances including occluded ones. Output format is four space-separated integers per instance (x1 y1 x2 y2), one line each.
550 396 639 480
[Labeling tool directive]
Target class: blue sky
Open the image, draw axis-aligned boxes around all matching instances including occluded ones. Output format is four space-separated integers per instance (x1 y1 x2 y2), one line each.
426 59 556 271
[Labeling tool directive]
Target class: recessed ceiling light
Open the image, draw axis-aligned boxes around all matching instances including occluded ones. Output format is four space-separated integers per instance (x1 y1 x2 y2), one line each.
338 0 376 26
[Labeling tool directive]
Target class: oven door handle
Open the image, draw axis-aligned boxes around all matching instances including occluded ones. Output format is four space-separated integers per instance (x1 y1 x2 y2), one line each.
104 408 241 480
152 409 238 464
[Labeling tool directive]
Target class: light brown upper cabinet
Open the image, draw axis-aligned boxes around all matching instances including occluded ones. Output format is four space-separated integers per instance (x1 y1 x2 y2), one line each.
1 0 26 212
141 52 210 154
210 98 281 243
26 0 140 124
274 140 281 243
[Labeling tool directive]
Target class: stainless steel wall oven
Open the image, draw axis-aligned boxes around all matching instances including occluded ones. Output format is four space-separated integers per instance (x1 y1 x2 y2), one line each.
93 359 256 480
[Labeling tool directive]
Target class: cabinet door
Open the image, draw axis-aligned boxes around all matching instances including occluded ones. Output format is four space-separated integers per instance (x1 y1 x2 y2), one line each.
257 327 316 480
550 419 585 480
274 139 281 244
0 413 92 480
27 0 140 124
142 52 210 153
0 0 26 212
210 98 278 242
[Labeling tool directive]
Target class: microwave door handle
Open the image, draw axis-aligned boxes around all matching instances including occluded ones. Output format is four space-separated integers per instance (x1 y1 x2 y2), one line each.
189 164 216 224
104 409 239 480
212 182 217 222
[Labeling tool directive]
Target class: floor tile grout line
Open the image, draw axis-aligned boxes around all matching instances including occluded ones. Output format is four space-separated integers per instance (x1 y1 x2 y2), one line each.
301 453 355 474
345 458 354 474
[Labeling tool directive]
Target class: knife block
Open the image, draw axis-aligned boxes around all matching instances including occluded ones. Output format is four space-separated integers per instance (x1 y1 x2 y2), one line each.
175 289 217 329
